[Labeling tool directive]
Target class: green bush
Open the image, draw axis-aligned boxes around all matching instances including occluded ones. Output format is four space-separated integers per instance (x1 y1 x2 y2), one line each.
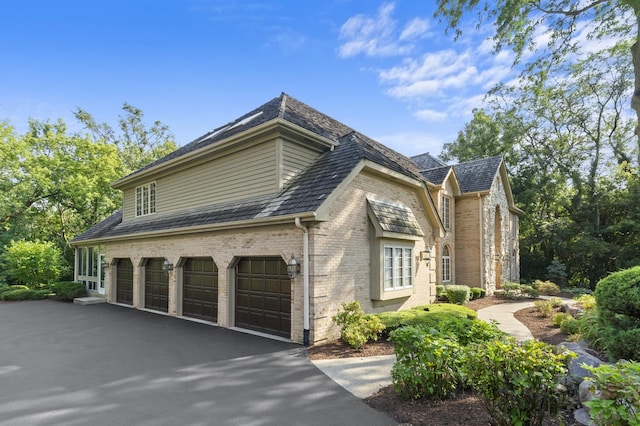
0 239 65 288
463 339 575 426
390 318 506 401
548 297 563 308
51 281 86 300
575 294 596 311
0 287 48 301
595 266 640 319
391 326 463 400
436 285 446 298
566 287 592 296
560 317 581 335
594 266 640 361
534 280 561 295
376 303 477 337
534 300 553 317
445 285 470 305
501 282 522 299
332 301 385 349
479 288 486 298
470 287 482 300
584 360 640 426
552 313 572 327
521 284 540 298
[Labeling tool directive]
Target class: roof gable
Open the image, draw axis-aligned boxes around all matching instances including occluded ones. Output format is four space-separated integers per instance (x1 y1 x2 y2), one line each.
453 156 503 193
411 153 446 170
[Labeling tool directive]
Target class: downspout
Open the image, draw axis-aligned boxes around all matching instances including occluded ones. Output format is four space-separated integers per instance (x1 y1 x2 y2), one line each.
295 217 310 346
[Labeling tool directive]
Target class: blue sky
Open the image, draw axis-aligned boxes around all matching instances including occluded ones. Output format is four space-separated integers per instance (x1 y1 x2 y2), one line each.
1 1 514 157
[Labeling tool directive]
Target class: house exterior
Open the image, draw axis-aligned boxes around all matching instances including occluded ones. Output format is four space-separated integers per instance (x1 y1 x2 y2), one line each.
71 93 521 345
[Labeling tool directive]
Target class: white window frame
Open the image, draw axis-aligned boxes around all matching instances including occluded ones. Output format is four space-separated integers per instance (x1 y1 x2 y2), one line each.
442 195 451 230
135 182 156 217
383 245 413 291
442 245 451 283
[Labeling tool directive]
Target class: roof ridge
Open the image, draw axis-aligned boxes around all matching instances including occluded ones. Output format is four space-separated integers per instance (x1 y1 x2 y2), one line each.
278 92 287 119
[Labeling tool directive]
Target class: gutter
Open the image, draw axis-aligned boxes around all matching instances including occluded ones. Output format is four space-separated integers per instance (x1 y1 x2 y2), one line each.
294 217 310 346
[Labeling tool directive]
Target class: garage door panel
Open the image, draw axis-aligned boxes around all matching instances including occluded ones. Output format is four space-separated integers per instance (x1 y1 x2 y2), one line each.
182 257 218 323
235 257 291 338
145 258 169 312
116 258 134 305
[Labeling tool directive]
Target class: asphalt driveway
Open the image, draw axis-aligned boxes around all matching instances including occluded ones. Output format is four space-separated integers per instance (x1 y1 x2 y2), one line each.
0 300 394 426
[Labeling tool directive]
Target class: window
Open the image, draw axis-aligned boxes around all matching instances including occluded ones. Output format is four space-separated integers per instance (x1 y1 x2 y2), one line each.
442 195 451 230
442 245 451 282
135 182 156 217
383 246 413 290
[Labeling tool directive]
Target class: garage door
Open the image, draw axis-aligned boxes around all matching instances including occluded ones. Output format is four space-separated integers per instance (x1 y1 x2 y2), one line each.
235 257 291 338
116 258 133 305
182 257 218 323
145 258 169 312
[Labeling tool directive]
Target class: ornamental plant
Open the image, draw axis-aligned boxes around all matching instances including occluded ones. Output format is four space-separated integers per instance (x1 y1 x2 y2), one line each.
445 285 470 305
332 301 385 350
462 339 575 426
584 360 640 426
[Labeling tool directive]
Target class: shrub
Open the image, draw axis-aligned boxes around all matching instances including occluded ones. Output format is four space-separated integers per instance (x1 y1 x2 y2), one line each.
566 287 592 296
0 239 65 288
332 301 385 349
479 288 486 298
574 294 596 311
534 300 554 318
552 313 572 327
436 285 446 298
376 303 477 336
521 284 540 298
445 285 470 305
51 281 86 301
584 360 640 426
548 297 563 308
501 282 522 299
594 266 640 361
463 339 575 426
560 317 581 335
470 287 483 300
0 287 48 301
533 280 561 295
391 326 463 400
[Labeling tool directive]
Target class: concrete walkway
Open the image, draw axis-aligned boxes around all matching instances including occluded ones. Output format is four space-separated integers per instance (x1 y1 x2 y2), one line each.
311 300 539 399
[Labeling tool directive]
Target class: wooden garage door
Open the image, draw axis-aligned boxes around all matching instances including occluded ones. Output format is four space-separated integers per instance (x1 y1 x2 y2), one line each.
235 257 291 338
145 258 169 312
116 258 134 305
182 257 218 323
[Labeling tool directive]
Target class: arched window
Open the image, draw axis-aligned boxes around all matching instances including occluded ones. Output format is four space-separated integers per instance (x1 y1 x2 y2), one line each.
442 245 451 283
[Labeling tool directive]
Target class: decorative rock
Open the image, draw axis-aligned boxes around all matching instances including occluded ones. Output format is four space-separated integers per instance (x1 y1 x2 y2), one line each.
569 354 604 378
578 378 596 406
574 407 595 426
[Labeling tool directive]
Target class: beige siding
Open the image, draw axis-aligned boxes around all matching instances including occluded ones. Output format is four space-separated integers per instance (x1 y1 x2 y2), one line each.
123 188 135 220
454 196 482 288
122 141 278 221
281 140 321 187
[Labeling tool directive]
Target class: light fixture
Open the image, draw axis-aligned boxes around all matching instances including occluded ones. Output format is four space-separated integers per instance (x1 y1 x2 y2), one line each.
163 259 174 276
420 248 431 264
287 254 300 279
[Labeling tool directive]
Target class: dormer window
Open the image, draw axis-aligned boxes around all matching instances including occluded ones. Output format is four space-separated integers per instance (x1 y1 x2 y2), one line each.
135 182 156 217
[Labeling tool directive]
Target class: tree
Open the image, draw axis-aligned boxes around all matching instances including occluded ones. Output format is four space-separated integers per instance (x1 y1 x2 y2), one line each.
74 103 178 173
0 240 65 288
434 0 639 164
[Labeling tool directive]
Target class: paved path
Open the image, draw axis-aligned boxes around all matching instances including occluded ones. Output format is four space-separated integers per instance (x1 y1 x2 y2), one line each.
312 300 539 399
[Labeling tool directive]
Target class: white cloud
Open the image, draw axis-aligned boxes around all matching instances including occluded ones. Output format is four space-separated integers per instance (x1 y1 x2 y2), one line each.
399 17 430 41
338 2 428 58
414 109 447 121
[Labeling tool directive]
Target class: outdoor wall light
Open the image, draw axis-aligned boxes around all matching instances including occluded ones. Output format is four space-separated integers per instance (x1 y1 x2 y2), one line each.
420 248 431 264
287 254 300 279
162 259 174 275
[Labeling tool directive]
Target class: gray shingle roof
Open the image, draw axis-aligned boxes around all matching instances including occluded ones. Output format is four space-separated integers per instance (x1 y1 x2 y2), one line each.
411 153 446 170
73 95 432 243
420 166 451 186
453 156 503 193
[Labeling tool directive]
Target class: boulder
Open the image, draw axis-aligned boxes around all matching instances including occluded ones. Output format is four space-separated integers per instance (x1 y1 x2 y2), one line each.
574 408 596 426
